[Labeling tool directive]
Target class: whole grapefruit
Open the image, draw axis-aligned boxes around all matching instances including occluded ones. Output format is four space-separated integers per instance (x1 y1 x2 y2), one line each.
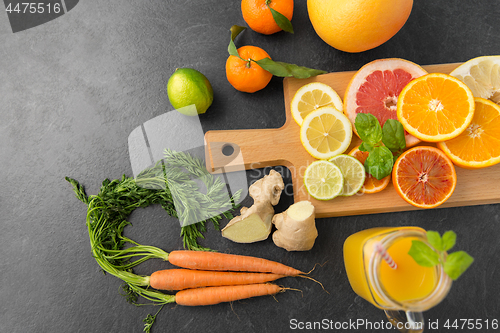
307 0 413 53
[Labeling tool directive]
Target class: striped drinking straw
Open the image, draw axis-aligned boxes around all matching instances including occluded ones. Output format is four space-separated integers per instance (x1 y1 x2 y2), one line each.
375 242 397 269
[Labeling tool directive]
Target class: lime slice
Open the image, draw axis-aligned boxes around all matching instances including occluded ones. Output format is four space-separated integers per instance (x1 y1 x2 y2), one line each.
300 106 353 159
450 56 500 105
304 160 344 200
291 82 343 126
328 154 366 196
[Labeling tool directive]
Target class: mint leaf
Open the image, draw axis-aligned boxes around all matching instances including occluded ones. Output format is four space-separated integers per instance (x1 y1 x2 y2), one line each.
442 231 457 251
444 251 474 280
267 6 294 33
355 113 382 145
253 58 326 79
426 231 444 251
408 240 440 267
382 119 406 152
364 146 393 180
228 25 246 60
410 230 473 281
359 142 374 153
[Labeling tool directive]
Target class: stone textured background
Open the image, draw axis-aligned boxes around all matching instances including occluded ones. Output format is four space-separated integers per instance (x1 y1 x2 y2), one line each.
1 1 499 332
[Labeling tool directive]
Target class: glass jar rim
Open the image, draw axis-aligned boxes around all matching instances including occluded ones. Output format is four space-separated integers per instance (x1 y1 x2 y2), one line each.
368 229 452 312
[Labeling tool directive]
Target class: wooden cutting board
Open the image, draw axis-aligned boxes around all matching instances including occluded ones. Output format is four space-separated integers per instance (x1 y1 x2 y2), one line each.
204 63 500 218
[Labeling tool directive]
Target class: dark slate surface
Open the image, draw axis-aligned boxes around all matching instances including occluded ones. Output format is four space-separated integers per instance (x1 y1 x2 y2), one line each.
1 1 499 332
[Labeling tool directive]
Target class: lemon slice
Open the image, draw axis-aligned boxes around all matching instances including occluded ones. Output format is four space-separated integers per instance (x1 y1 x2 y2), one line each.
328 154 366 196
304 160 344 200
291 82 343 126
450 55 500 105
300 106 353 159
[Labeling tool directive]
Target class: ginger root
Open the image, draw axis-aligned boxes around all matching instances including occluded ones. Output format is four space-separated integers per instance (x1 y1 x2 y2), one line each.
221 170 284 243
272 200 317 251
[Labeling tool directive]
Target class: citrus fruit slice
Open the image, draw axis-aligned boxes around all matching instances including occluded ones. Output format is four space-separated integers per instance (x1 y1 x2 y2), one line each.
300 106 353 159
344 58 427 147
303 160 344 200
348 145 391 194
328 154 366 196
291 82 343 126
437 98 500 169
450 55 500 105
392 146 457 209
397 73 475 142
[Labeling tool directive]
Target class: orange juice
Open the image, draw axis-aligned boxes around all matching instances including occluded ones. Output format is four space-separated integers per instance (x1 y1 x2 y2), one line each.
379 236 436 302
343 227 449 311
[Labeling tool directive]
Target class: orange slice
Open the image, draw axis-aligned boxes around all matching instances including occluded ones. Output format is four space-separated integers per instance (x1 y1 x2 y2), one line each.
348 145 390 194
392 146 457 209
397 73 475 142
437 98 500 169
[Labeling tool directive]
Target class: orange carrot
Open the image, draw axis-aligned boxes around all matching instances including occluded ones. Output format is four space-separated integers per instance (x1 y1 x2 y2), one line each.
175 283 283 306
168 250 304 276
149 269 286 290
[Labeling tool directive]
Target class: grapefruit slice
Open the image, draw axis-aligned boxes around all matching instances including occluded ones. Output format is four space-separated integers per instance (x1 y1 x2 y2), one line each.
344 58 427 147
392 146 457 209
450 55 500 105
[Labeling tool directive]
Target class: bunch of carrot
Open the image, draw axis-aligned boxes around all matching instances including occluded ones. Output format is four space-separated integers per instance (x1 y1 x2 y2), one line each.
147 250 307 306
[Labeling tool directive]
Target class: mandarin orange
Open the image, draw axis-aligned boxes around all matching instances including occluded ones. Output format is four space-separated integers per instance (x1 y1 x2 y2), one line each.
242 0 294 35
226 45 273 93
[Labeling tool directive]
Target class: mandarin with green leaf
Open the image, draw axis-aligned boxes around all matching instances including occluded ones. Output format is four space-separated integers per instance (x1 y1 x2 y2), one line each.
241 0 293 35
226 45 273 93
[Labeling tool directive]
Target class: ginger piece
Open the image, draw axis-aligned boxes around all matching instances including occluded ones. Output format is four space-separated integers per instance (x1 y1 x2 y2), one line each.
272 200 317 251
222 170 284 243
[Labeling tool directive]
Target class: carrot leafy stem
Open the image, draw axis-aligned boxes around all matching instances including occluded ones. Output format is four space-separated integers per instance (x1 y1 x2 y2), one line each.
143 305 165 333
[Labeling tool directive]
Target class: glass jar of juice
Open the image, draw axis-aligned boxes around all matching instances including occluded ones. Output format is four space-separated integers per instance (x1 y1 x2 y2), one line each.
344 227 452 332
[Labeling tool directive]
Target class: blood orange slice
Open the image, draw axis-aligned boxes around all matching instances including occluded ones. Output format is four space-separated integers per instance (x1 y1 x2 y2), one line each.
344 58 427 147
392 146 457 209
348 145 390 194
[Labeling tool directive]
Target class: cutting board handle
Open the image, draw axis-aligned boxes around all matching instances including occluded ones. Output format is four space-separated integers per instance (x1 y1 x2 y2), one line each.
204 123 297 173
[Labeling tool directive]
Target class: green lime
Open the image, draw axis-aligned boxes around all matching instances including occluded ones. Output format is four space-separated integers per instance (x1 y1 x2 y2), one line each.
303 160 344 201
328 154 366 196
167 68 214 116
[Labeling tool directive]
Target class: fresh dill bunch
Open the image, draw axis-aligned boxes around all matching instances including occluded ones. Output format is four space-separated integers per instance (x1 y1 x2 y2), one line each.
66 150 240 253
